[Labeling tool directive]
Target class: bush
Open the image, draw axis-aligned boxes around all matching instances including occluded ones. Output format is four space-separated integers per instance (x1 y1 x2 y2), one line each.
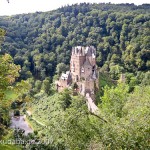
14 110 20 116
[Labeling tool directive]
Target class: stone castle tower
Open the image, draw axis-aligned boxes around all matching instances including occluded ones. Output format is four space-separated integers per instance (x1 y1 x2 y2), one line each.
56 46 99 98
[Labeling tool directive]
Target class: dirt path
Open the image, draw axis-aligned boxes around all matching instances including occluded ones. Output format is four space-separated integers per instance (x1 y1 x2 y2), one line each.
26 110 46 127
32 117 46 127
86 93 99 113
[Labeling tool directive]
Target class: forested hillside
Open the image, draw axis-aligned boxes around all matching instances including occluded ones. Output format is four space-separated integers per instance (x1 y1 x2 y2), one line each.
0 3 150 150
0 3 150 83
23 85 150 149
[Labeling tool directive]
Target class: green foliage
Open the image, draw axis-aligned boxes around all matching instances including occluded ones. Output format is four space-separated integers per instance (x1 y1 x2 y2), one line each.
27 92 94 149
56 63 69 75
0 3 150 149
95 71 116 104
0 54 19 139
0 28 6 46
26 84 150 149
99 72 116 88
0 144 21 150
0 54 31 139
141 71 150 85
41 77 52 95
95 85 150 149
0 54 20 97
0 54 20 109
34 80 42 92
59 89 72 110
101 83 129 117
0 3 149 82
4 90 17 101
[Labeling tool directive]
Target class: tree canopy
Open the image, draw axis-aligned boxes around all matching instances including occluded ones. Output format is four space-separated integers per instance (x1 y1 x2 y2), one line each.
0 3 149 82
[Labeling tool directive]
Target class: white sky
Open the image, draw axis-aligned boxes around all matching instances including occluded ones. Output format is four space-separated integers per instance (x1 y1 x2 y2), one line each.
0 0 149 16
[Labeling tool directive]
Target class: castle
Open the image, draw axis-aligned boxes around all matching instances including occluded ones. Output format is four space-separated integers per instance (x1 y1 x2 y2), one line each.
56 46 99 99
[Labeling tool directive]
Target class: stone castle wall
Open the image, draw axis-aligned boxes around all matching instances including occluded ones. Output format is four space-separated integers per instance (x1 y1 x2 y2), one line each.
56 46 99 97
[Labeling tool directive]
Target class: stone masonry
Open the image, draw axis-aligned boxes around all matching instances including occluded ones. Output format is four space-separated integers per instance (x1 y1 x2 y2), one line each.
56 46 99 99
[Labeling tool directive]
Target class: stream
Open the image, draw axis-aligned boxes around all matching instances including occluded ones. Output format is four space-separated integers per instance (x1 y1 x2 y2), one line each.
10 113 33 135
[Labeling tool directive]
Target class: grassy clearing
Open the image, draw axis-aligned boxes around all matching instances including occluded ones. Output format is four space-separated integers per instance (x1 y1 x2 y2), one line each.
4 90 18 101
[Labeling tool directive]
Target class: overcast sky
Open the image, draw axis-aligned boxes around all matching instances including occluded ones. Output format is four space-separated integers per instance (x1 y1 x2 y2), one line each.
0 0 149 16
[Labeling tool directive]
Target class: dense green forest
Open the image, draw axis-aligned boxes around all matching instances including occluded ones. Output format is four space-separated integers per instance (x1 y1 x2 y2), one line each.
0 3 150 150
0 3 150 83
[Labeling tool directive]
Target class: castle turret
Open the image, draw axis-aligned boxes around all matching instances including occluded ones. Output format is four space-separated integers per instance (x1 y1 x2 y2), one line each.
70 46 86 81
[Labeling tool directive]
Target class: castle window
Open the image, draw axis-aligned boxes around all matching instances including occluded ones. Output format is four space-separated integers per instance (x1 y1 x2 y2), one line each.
76 75 79 82
81 67 84 73
92 65 95 73
71 62 75 72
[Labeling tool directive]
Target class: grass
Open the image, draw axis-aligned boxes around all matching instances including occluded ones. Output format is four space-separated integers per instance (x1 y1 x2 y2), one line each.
4 90 18 101
0 144 21 150
26 93 65 139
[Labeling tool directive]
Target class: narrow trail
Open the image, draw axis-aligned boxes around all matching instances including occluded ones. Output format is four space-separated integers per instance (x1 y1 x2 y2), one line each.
26 110 46 127
32 117 46 127
86 93 99 113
